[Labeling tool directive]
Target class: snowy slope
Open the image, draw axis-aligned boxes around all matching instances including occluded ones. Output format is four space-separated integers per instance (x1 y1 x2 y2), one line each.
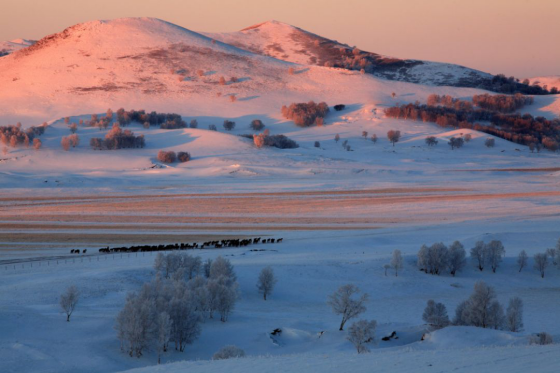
527 76 560 90
205 20 493 87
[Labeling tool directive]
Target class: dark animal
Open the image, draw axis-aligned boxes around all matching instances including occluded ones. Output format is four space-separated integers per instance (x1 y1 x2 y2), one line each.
382 331 397 341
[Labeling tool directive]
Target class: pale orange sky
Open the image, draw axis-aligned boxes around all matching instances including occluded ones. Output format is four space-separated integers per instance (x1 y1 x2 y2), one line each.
1 0 558 78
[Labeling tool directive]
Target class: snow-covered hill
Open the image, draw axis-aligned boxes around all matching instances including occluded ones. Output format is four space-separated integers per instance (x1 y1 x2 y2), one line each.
205 20 493 87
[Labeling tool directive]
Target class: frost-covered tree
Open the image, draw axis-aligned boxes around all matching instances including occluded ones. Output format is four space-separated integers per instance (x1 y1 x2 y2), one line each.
470 241 487 271
453 281 503 329
506 297 523 332
213 345 246 360
168 293 201 351
422 300 449 329
418 243 448 275
447 241 466 276
60 285 79 322
328 284 368 331
257 266 277 300
156 312 172 364
362 131 368 139
486 240 505 273
207 277 238 322
115 292 156 357
209 256 237 284
203 259 212 278
391 249 403 276
70 123 77 134
335 134 340 143
517 250 528 272
371 134 378 143
533 253 548 278
347 319 376 353
189 119 198 129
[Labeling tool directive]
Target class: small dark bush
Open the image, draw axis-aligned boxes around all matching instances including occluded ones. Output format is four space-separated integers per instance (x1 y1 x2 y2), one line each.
250 119 265 131
223 120 236 131
177 151 191 162
334 104 346 111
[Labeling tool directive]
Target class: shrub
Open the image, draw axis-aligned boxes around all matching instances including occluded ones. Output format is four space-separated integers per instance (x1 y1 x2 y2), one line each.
177 152 191 163
158 150 176 163
209 124 217 131
189 119 198 129
33 138 42 150
219 76 226 85
288 67 295 75
213 345 246 360
425 136 438 146
230 95 237 103
61 136 70 151
530 333 554 345
281 101 329 127
223 120 236 131
314 141 320 148
347 320 376 353
250 119 265 131
230 77 238 83
448 137 464 150
334 104 346 111
253 133 299 149
485 138 496 148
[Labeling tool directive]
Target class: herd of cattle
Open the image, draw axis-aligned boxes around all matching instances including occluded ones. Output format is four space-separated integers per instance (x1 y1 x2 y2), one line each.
67 237 284 254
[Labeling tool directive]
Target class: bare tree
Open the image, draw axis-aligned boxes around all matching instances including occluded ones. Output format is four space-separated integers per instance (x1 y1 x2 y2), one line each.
371 134 377 143
447 241 466 276
453 281 503 329
448 137 464 150
391 249 403 276
328 284 368 331
517 250 528 272
189 119 198 129
506 297 523 332
347 319 376 353
533 253 548 278
383 264 390 276
257 266 277 300
387 130 401 147
530 332 554 345
70 123 78 134
422 300 449 329
335 134 340 143
223 120 236 131
60 285 79 322
362 131 368 139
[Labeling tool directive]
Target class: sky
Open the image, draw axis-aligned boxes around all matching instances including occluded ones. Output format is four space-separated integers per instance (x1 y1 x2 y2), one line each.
1 0 559 78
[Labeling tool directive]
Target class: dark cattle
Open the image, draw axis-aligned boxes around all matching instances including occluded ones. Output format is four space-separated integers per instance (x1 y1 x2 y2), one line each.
277 238 283 243
381 331 397 341
83 249 87 254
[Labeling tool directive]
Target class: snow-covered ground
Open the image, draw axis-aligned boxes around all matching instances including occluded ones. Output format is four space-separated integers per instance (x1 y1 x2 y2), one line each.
1 16 560 373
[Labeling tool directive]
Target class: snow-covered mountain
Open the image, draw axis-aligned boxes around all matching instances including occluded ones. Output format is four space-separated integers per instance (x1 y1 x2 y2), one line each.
205 20 493 87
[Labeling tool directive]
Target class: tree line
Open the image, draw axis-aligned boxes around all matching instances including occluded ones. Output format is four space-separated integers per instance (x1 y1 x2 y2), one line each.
384 99 560 151
90 123 145 150
281 101 329 127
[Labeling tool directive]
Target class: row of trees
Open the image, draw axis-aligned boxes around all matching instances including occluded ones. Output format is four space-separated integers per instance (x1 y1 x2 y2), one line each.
90 124 145 150
423 282 524 332
384 102 560 150
281 101 329 127
427 93 533 113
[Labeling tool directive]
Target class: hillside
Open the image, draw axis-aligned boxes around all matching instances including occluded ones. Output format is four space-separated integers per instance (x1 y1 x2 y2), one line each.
205 20 494 88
